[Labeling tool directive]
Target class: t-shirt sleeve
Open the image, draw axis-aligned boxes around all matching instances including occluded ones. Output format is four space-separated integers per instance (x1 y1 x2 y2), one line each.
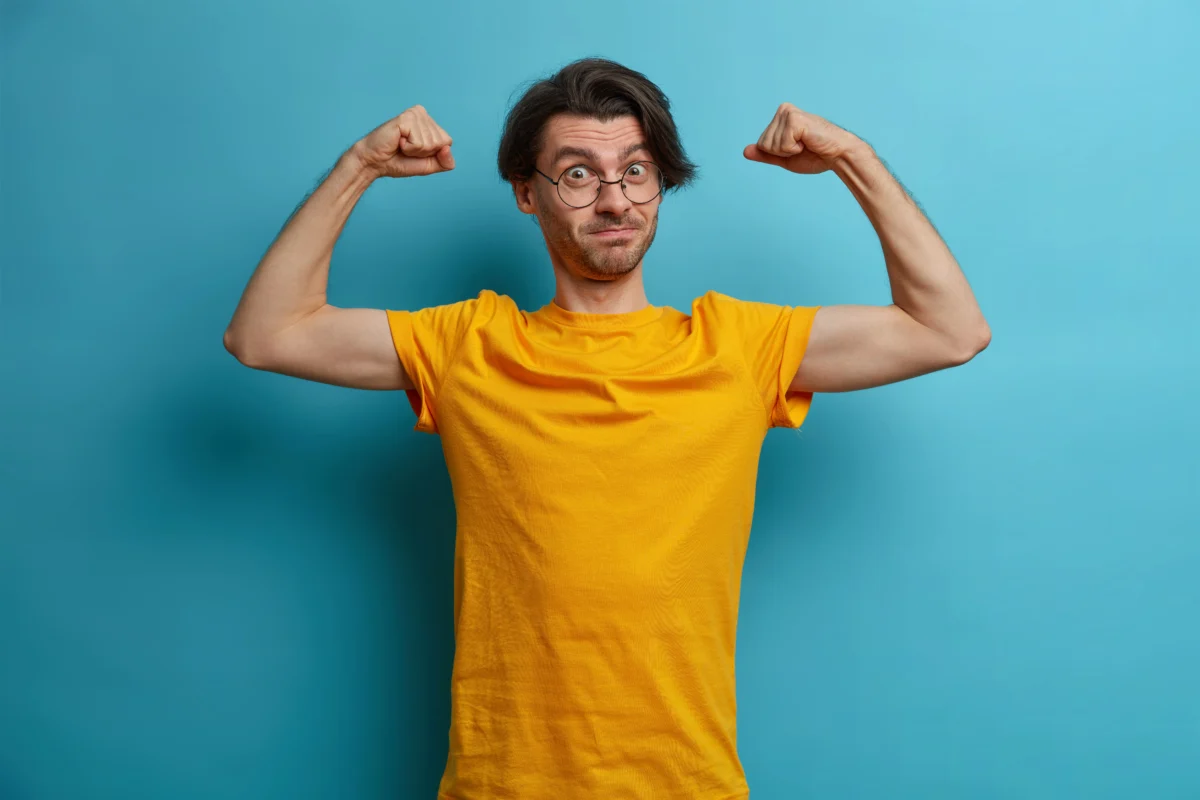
705 290 822 430
385 289 495 435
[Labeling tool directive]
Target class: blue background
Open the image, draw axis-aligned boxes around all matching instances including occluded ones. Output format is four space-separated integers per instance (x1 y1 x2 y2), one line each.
3 0 1197 797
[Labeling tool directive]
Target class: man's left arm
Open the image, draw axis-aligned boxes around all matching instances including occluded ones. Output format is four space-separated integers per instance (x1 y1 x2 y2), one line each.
745 103 991 394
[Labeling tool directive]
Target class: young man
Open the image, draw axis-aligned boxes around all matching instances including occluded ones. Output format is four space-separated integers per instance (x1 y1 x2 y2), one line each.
225 57 989 800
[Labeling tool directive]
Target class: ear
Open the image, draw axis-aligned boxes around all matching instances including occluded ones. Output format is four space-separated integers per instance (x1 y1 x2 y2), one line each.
512 179 537 215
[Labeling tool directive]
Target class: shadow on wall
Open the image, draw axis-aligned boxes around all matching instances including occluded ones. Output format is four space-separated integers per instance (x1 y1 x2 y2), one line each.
145 380 456 795
131 228 544 796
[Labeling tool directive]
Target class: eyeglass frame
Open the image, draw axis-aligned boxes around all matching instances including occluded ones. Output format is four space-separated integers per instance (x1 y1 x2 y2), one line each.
532 160 665 208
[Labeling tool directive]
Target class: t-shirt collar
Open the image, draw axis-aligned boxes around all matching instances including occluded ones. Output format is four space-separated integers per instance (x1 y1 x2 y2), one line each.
535 299 664 330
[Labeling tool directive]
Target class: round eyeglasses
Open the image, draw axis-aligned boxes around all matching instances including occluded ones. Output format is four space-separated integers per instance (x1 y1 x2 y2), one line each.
533 161 664 208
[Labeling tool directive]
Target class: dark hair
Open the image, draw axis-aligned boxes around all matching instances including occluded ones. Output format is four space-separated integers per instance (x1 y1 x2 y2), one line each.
497 57 698 194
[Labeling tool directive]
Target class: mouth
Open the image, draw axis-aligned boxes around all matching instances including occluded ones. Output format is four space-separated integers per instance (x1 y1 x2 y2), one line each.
590 228 636 238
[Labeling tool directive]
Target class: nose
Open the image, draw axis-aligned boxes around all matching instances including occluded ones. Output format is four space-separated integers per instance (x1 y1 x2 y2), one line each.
592 177 632 216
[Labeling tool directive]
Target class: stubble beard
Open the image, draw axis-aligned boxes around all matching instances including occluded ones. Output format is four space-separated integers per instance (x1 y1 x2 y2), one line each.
541 207 659 282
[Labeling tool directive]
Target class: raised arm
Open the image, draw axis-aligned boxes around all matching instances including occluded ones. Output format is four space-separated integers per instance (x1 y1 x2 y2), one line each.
745 103 991 394
223 105 455 390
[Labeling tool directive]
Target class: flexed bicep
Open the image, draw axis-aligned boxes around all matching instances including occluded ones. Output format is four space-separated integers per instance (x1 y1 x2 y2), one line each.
790 304 974 394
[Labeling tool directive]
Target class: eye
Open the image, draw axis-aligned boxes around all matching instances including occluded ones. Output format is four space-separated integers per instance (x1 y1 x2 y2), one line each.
626 164 644 177
567 167 588 180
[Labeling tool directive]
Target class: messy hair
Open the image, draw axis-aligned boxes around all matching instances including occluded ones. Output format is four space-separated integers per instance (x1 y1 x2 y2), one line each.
497 57 698 193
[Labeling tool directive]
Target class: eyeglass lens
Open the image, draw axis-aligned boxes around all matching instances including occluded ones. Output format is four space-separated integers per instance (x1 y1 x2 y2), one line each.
557 162 662 207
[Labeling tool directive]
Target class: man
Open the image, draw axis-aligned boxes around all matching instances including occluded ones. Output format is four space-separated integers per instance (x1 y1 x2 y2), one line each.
225 57 989 800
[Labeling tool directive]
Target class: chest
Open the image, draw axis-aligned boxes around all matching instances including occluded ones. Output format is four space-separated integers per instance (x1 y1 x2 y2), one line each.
436 336 767 485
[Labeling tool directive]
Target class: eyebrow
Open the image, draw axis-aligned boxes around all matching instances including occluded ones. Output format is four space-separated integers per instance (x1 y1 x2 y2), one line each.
550 142 649 166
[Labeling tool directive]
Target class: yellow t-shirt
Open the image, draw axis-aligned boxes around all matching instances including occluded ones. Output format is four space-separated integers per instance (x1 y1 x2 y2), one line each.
386 289 820 800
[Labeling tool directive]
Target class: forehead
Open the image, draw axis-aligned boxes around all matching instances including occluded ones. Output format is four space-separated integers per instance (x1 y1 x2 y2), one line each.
539 113 649 166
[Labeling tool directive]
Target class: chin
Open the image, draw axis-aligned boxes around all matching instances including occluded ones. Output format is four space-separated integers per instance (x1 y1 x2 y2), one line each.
588 260 640 278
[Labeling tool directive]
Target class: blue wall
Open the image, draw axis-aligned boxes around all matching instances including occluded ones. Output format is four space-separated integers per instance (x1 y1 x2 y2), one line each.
2 1 1197 797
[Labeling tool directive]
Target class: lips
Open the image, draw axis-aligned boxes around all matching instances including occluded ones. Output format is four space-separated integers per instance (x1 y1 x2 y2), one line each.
591 228 635 235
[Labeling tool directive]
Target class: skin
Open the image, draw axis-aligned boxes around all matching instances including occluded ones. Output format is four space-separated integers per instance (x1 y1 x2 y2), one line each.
743 102 991 392
225 102 991 398
511 114 662 315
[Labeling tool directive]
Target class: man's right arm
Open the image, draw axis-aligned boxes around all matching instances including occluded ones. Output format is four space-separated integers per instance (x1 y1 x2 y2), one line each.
222 106 455 391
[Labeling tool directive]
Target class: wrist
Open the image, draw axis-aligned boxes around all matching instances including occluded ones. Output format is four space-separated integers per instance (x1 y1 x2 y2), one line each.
831 138 890 200
831 136 877 176
343 141 381 182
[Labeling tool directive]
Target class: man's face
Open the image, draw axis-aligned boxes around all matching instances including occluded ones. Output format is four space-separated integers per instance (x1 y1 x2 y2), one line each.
516 114 662 282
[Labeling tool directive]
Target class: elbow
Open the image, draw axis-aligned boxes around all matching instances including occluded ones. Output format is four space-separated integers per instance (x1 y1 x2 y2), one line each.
950 324 991 365
224 328 269 369
223 328 240 358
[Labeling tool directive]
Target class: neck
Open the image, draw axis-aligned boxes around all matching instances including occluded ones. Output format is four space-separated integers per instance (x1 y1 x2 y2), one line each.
548 259 651 314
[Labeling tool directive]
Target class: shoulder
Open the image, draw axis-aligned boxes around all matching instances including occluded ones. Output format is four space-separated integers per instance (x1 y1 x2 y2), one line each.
690 289 738 319
690 289 789 328
389 288 513 323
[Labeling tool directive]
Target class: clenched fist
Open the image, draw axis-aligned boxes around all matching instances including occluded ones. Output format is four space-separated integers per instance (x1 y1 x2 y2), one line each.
353 105 455 179
743 103 864 175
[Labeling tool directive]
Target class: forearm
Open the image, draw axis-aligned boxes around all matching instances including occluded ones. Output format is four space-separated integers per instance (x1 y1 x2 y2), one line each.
832 142 989 350
224 145 377 357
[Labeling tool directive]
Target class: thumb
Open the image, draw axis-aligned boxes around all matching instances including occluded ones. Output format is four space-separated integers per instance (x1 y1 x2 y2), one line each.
743 144 788 168
436 144 455 171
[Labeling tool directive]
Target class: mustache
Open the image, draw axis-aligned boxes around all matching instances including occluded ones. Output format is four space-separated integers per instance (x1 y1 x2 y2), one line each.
583 220 642 234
